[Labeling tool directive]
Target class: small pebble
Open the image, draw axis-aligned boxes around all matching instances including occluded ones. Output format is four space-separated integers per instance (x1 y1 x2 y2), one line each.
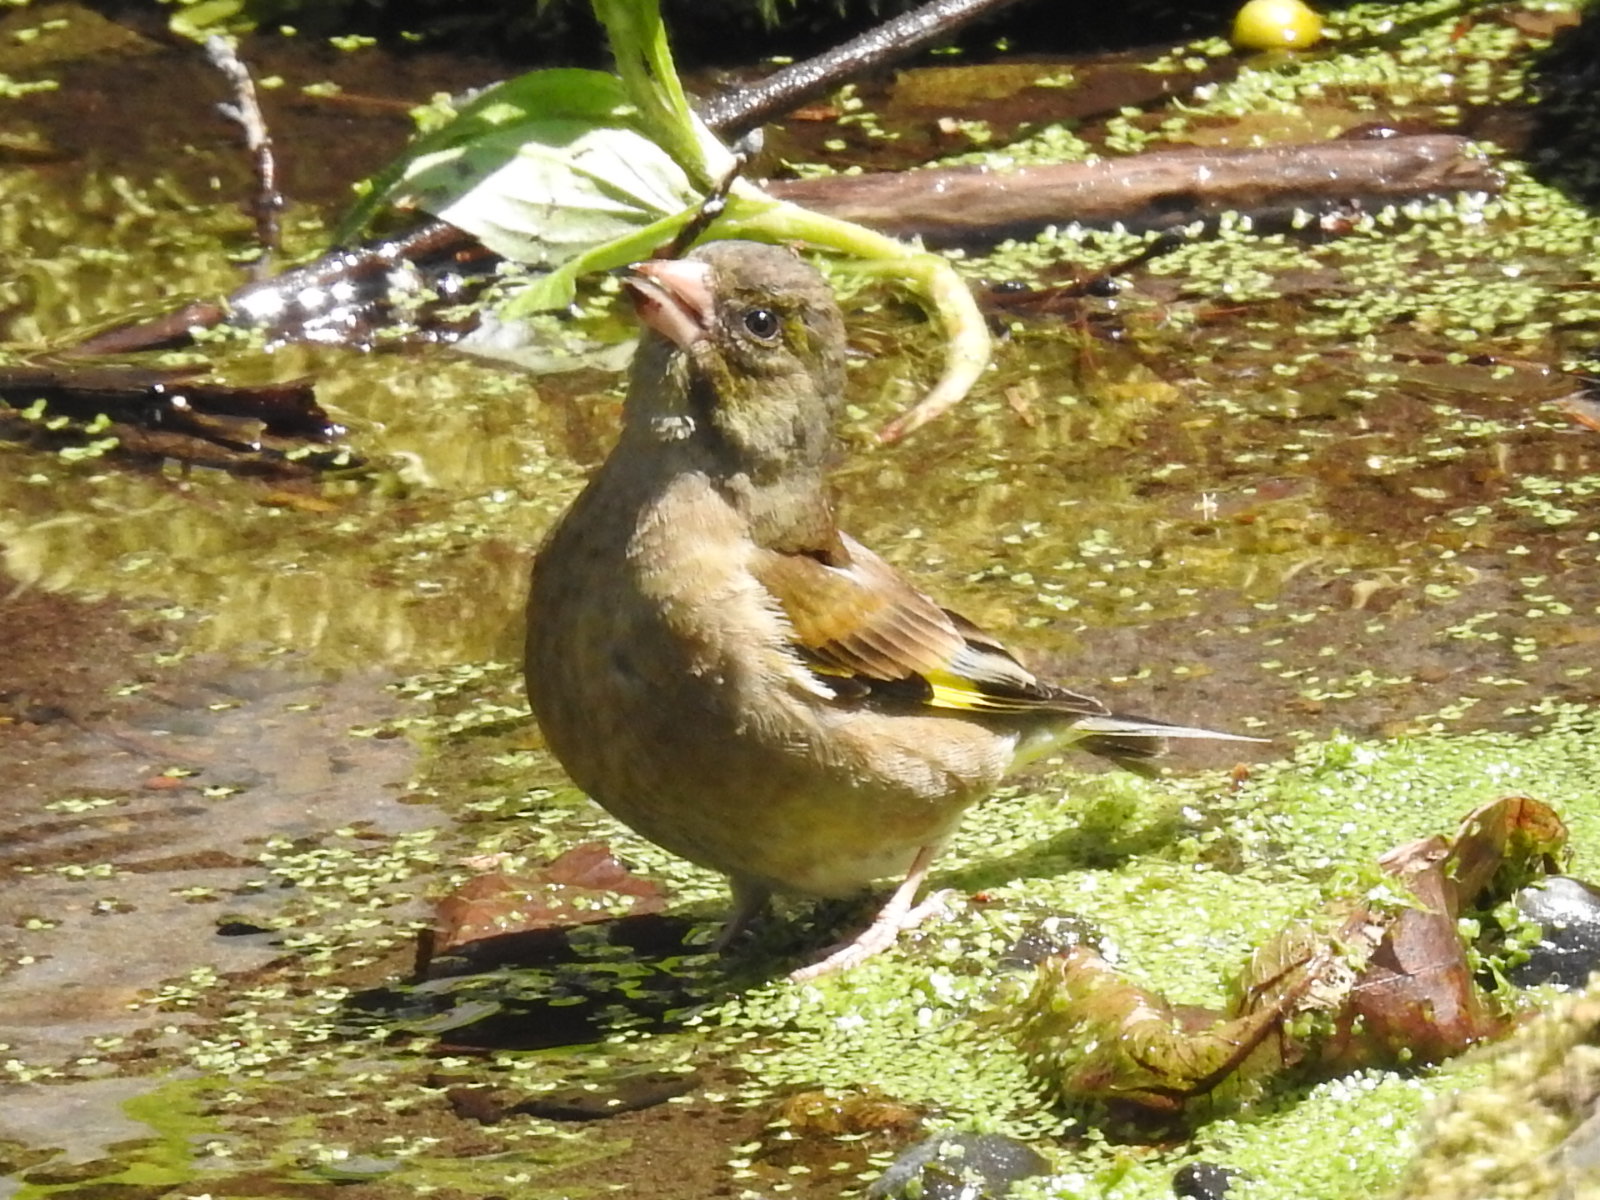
868 1131 1049 1199
1173 1160 1237 1199
1510 877 1600 990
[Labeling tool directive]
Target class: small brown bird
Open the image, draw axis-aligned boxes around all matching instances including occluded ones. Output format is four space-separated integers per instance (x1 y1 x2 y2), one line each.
525 240 1256 979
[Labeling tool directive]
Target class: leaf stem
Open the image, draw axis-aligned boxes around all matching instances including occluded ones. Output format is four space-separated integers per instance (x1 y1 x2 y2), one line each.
708 187 991 442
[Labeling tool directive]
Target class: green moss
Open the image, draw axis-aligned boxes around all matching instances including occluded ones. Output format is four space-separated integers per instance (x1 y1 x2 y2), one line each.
691 706 1600 1196
8 1078 223 1199
1393 984 1600 1200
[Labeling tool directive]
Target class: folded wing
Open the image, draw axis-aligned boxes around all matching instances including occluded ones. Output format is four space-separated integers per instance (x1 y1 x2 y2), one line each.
752 533 1262 773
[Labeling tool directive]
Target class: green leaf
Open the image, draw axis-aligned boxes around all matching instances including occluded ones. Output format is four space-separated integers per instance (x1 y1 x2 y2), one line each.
331 0 993 428
499 204 699 315
591 0 710 186
166 0 250 41
337 68 731 306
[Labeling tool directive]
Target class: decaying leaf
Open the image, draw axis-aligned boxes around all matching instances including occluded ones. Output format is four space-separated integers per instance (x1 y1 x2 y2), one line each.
1011 795 1570 1119
1323 793 1567 1066
421 840 667 971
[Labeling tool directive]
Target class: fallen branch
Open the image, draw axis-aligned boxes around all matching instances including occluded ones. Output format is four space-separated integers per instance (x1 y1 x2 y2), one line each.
205 35 284 276
762 134 1504 244
0 364 351 476
699 0 1029 136
0 364 337 440
75 134 1501 366
65 222 495 359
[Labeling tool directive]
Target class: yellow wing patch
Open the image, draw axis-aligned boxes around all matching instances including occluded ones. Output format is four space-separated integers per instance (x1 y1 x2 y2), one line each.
924 668 1043 714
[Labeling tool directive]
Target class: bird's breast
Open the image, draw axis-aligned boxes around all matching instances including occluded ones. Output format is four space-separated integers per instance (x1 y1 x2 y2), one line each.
525 467 1010 898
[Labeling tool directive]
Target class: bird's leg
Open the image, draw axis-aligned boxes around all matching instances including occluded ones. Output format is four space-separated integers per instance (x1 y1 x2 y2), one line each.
713 877 773 951
788 844 950 982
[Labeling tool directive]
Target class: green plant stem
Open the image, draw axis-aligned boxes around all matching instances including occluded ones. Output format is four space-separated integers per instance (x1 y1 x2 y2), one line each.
591 0 714 190
709 187 991 442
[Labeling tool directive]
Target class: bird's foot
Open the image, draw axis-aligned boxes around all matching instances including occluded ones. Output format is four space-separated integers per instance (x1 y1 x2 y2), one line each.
712 877 774 952
787 883 947 985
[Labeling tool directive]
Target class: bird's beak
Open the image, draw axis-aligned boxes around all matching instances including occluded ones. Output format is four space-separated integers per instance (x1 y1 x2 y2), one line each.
626 258 716 351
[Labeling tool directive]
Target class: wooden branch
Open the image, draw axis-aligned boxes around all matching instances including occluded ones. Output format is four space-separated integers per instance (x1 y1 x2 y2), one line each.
699 0 1030 136
64 222 492 359
0 364 336 440
205 36 284 276
0 364 350 476
762 134 1504 243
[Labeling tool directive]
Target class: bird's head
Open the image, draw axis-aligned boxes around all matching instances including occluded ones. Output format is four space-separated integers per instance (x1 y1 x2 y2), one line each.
622 240 847 481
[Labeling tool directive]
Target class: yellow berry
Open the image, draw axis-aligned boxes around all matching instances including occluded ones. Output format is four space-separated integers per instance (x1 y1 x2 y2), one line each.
1231 0 1324 50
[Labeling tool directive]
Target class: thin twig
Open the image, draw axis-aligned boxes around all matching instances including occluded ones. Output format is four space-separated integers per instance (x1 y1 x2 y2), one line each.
205 35 284 277
661 133 761 259
699 0 1030 136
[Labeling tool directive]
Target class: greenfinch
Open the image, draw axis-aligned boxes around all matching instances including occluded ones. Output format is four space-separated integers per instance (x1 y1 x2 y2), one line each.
525 240 1256 979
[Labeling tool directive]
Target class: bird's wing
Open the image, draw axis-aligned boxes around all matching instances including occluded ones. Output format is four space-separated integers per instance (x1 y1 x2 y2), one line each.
751 532 1109 719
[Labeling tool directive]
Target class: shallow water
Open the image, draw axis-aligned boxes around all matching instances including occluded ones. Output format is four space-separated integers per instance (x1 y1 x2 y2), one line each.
2 3 1599 1198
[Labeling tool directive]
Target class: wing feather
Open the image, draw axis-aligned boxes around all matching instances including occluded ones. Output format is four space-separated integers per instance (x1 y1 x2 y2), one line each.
751 532 1266 771
751 532 1108 720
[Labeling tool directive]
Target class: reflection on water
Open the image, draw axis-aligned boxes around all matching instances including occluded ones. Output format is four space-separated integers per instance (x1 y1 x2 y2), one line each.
5 298 1597 681
3 156 1596 683
0 348 600 668
0 655 428 1160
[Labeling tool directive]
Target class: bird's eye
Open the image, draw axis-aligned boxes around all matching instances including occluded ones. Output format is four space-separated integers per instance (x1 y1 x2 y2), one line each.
741 307 781 341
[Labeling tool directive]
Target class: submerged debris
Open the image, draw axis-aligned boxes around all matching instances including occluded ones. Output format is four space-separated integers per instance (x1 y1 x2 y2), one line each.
866 1130 1050 1200
1009 795 1569 1121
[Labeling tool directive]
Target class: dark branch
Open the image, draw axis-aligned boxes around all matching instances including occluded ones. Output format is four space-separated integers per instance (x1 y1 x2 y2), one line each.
699 0 1030 137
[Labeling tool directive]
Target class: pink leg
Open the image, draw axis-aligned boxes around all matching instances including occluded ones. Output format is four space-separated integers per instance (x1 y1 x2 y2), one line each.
789 845 950 982
713 877 772 951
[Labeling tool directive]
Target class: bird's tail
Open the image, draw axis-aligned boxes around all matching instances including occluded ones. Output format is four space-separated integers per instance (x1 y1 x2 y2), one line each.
1015 712 1265 775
